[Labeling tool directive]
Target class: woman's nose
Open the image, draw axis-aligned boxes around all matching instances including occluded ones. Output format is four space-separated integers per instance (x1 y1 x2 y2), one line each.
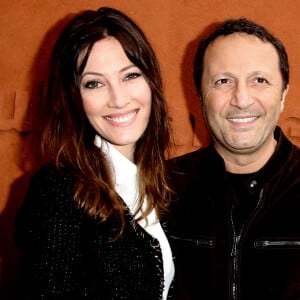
107 86 129 108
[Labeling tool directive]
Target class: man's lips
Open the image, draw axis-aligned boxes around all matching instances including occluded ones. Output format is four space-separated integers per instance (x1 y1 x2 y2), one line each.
228 116 258 123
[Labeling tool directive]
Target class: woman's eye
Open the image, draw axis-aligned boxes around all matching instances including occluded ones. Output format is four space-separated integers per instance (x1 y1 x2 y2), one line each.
84 81 102 89
125 72 142 81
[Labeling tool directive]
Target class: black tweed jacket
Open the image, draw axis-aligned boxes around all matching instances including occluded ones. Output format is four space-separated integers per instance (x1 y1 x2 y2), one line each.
15 165 169 300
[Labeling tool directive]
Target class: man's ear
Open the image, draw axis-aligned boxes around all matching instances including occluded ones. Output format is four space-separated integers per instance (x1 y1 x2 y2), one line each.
280 84 289 112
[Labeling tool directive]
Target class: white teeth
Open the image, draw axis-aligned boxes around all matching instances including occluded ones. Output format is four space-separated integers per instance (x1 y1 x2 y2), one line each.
228 117 257 123
105 111 137 123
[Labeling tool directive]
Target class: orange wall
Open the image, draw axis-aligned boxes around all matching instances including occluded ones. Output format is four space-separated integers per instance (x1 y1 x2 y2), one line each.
1 0 300 297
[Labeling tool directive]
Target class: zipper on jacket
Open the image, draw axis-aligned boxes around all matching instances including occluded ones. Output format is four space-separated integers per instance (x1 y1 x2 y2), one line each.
230 230 241 300
230 211 241 300
169 235 215 248
230 188 264 300
254 240 300 248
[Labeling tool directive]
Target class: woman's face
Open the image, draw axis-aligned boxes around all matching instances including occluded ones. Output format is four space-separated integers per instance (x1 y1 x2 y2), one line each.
79 37 152 160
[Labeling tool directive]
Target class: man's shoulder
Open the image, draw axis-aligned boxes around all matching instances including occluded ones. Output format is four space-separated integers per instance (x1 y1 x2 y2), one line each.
169 146 211 164
168 147 215 176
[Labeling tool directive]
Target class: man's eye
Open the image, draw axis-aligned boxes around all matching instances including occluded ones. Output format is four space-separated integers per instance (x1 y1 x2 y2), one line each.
216 78 229 85
255 77 268 84
85 81 101 89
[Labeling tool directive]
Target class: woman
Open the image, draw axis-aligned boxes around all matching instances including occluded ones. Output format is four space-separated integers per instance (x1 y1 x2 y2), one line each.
15 7 174 299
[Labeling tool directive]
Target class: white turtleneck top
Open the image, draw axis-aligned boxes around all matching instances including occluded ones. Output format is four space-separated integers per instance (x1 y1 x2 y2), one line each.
95 136 174 300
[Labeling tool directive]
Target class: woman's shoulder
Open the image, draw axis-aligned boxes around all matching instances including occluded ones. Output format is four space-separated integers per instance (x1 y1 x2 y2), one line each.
15 165 85 256
31 164 73 183
27 164 74 194
21 164 76 212
15 164 82 237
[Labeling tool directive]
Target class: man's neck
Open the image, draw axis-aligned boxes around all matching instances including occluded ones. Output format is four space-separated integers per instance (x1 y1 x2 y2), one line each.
215 138 277 174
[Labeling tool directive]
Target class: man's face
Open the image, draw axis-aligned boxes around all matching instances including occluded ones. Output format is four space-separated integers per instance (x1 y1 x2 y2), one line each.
201 33 288 157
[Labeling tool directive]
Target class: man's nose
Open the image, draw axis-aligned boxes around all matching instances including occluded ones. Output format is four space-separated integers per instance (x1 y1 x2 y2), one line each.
231 82 254 108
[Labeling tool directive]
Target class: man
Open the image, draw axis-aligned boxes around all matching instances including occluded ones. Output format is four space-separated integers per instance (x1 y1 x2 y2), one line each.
167 18 300 300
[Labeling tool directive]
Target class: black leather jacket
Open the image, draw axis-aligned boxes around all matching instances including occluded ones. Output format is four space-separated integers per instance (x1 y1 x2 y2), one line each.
167 127 300 300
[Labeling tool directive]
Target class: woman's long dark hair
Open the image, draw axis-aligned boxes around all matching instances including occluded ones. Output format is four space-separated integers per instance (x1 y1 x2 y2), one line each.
38 7 173 234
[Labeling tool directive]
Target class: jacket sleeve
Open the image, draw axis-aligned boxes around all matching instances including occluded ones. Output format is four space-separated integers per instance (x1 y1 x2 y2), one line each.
14 166 83 298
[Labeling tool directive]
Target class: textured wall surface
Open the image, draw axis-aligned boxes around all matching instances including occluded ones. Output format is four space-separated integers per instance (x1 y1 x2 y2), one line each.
1 0 300 297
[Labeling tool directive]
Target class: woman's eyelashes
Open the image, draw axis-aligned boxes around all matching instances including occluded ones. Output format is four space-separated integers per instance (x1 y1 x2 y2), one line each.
124 72 142 81
82 72 143 89
84 80 103 89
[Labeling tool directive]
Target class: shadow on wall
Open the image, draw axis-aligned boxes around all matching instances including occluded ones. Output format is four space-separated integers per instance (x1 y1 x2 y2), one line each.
179 22 225 149
0 13 78 299
0 169 35 299
280 115 300 147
